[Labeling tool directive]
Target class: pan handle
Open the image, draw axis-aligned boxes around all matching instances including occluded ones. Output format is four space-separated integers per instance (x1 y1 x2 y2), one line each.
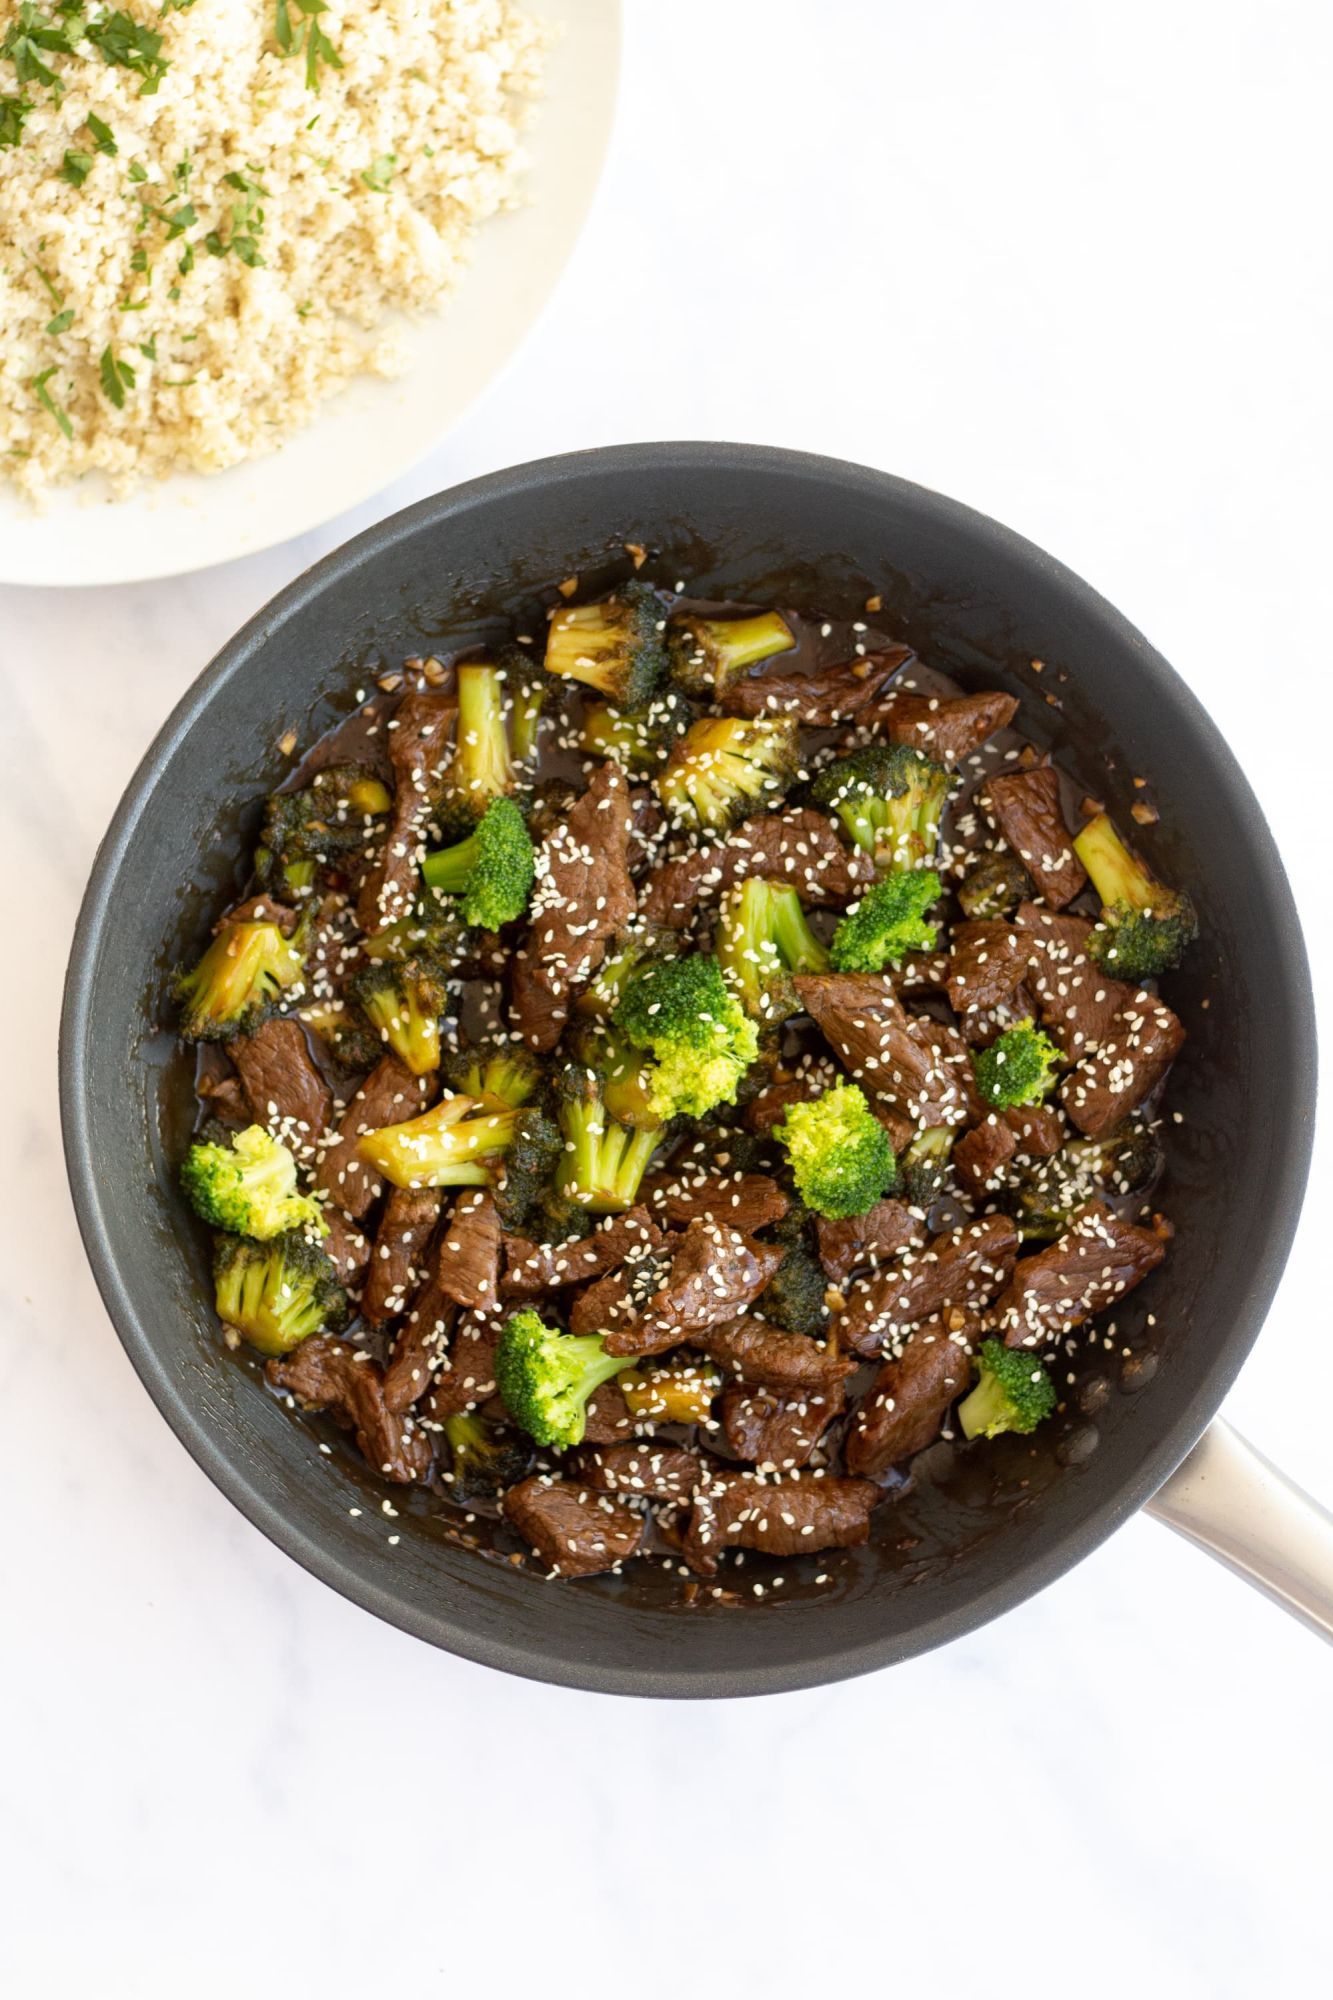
1145 1419 1333 1643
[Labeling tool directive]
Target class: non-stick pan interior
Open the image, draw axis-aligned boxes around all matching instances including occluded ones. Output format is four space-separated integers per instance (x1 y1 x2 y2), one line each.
62 445 1315 1695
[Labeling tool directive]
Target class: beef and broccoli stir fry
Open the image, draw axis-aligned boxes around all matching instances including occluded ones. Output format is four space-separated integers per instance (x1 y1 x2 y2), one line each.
170 569 1191 1588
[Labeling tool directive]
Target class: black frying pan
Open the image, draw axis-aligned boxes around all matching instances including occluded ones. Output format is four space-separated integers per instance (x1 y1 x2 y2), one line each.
59 444 1323 1695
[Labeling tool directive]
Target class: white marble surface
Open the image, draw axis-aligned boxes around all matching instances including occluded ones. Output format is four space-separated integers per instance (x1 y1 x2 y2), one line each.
3 4 1330 1993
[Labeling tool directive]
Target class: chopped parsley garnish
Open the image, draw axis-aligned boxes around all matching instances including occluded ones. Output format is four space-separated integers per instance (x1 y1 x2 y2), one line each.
274 0 342 94
361 153 395 192
138 334 157 358
128 158 148 182
86 10 168 95
46 307 74 333
98 344 136 408
0 93 33 146
60 146 93 186
31 365 73 439
86 110 117 154
2 5 81 92
206 167 267 266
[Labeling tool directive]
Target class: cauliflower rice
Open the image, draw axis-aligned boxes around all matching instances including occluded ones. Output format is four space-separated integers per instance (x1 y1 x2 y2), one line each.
0 0 545 502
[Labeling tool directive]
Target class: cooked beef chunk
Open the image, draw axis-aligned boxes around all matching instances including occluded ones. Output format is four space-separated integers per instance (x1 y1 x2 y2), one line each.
571 1441 703 1502
230 1017 333 1155
356 688 457 934
691 1316 857 1393
745 1075 824 1136
627 787 666 874
268 1337 432 1483
500 1208 667 1299
720 646 911 722
794 972 972 1128
435 1189 502 1311
836 1215 1019 1356
894 950 952 1000
361 1187 444 1327
684 1470 879 1576
602 1221 786 1358
642 1170 790 1235
196 1070 251 1125
998 1199 1167 1347
503 1476 645 1578
639 808 875 929
569 1267 645 1338
1014 902 1132 1057
322 1206 372 1291
869 688 1019 765
425 1309 505 1420
719 1380 845 1470
582 1377 638 1445
384 1284 455 1413
956 980 1041 1050
945 920 1029 1017
844 1314 976 1477
816 1198 924 1288
315 1056 435 1220
510 760 636 1050
982 766 1086 910
952 1116 1018 1195
1001 1100 1068 1156
1059 993 1185 1139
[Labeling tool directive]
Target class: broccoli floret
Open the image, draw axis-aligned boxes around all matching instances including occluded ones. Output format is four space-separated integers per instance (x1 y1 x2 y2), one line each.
575 925 679 1021
958 1337 1057 1440
667 610 795 697
492 1107 563 1234
829 868 942 972
971 1021 1062 1109
1074 812 1198 979
715 878 830 1023
441 1038 543 1110
811 742 951 869
213 1230 347 1356
261 763 393 866
441 1409 534 1499
300 1002 389 1074
358 1091 524 1190
174 918 306 1043
760 1243 830 1338
957 852 1031 920
358 900 472 967
775 1082 898 1219
555 1065 664 1214
254 850 321 900
495 1309 635 1451
657 715 799 833
572 1019 660 1129
347 956 449 1076
900 1124 955 1207
1009 1122 1163 1240
544 581 668 710
580 688 691 773
613 953 760 1121
181 1124 326 1240
421 796 535 930
439 662 516 827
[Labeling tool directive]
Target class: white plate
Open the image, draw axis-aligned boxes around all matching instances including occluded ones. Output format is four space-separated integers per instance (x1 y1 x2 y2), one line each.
0 0 620 589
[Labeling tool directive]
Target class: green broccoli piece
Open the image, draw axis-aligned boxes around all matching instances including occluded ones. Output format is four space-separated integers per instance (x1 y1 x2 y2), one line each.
489 641 547 764
358 1092 525 1190
495 1309 636 1451
212 1230 347 1356
775 1081 898 1219
574 926 679 1021
613 953 760 1122
441 1038 543 1110
1008 1122 1163 1241
958 1337 1057 1440
441 1410 534 1500
346 956 449 1076
579 688 691 773
900 1124 955 1207
1074 812 1198 979
492 1108 563 1234
544 580 667 710
811 742 951 869
357 901 471 966
555 1065 664 1214
657 715 799 833
174 918 306 1043
715 878 830 1023
181 1124 326 1240
421 796 535 930
261 763 392 871
437 661 516 828
971 1021 1062 1109
829 867 941 972
957 852 1031 920
667 609 795 697
760 1243 830 1338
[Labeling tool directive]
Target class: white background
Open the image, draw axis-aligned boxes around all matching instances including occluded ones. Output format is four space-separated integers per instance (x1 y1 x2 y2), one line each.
3 3 1330 1994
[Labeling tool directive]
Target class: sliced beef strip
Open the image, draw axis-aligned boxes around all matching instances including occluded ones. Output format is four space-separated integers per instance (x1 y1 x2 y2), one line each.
500 1208 667 1299
361 1187 444 1327
639 808 875 930
952 1116 1018 1196
1014 902 1132 1059
435 1189 502 1311
383 1281 455 1413
836 1215 1019 1357
230 1017 333 1155
816 1198 924 1288
425 1309 505 1420
1059 992 1185 1141
720 646 911 722
510 760 636 1050
982 766 1086 910
627 788 666 875
1002 1099 1068 1157
683 1470 879 1577
894 950 952 999
582 1377 638 1445
844 1314 977 1477
570 1441 703 1503
315 1056 435 1220
998 1199 1167 1347
794 973 972 1129
945 920 1029 1018
267 1337 432 1484
866 688 1019 766
502 1476 645 1578
641 1170 790 1236
745 1075 823 1136
569 1268 646 1338
602 1221 785 1358
690 1317 857 1394
356 688 457 934
322 1206 372 1291
196 1070 251 1125
221 894 298 935
719 1379 845 1471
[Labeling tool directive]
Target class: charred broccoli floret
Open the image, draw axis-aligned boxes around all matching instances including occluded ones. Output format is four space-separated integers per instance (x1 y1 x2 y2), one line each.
760 1243 830 1338
667 609 795 697
300 1002 387 1074
613 953 760 1121
657 715 799 833
441 1038 543 1110
775 1082 898 1219
181 1125 326 1240
971 1021 1061 1109
1074 812 1198 979
495 1309 635 1451
829 867 941 972
1009 1122 1163 1240
358 901 471 966
958 1338 1057 1440
575 926 679 1021
957 852 1031 920
580 688 691 773
715 878 829 1023
421 795 535 930
441 1410 534 1498
555 1065 664 1214
544 581 668 711
492 1108 563 1234
440 662 516 826
358 1092 524 1189
811 742 951 869
347 957 449 1076
212 1230 347 1356
260 763 393 870
900 1124 955 1207
174 918 306 1043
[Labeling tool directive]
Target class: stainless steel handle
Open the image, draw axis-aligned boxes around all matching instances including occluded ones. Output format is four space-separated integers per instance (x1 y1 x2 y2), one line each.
1145 1419 1333 1643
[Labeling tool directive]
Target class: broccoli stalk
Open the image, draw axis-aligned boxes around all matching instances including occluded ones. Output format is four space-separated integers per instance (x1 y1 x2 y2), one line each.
900 1124 955 1207
580 689 690 772
181 1125 326 1240
174 918 306 1042
667 610 795 696
715 878 830 1022
347 957 449 1076
440 663 516 825
958 1338 1057 1440
811 743 951 869
495 1309 635 1451
775 1082 899 1219
612 953 760 1121
574 926 679 1021
441 1038 543 1110
544 581 668 710
620 1359 722 1426
971 1021 1062 1109
657 715 799 832
358 1092 524 1189
1074 812 1198 978
556 1066 663 1213
421 795 535 930
441 1410 533 1498
213 1231 347 1356
829 868 942 972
